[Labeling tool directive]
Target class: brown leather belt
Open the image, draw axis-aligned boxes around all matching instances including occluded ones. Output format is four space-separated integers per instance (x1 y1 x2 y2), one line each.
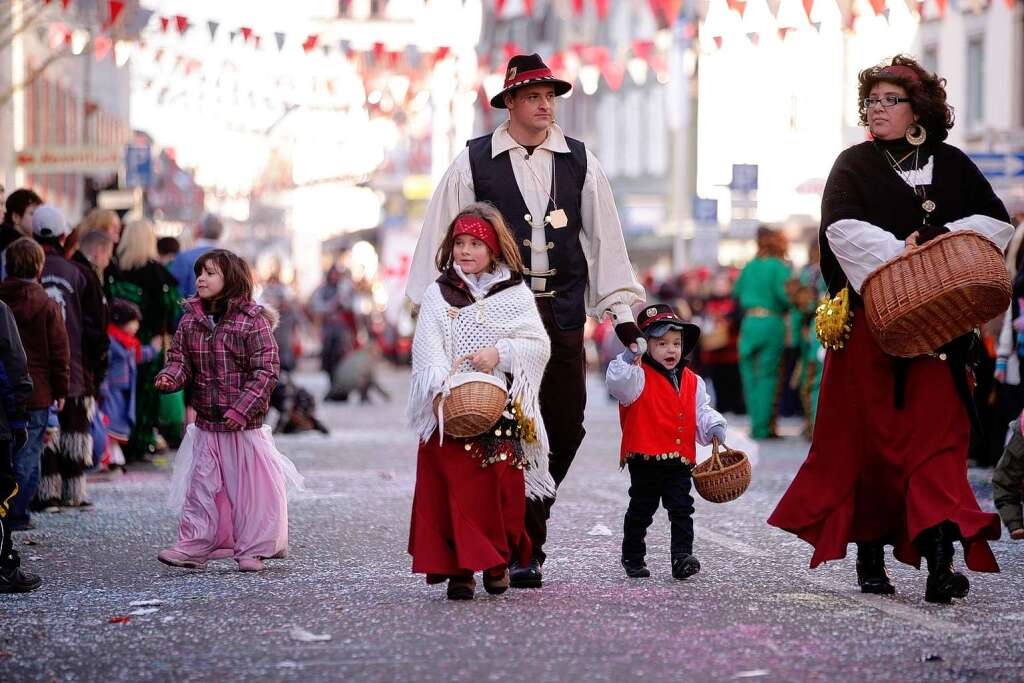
746 307 779 318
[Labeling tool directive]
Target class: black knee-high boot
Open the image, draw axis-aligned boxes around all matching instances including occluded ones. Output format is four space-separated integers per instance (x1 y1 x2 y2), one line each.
856 542 895 595
917 522 969 603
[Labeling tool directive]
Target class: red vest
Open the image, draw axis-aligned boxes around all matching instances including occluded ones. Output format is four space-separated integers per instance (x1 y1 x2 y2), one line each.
619 364 698 464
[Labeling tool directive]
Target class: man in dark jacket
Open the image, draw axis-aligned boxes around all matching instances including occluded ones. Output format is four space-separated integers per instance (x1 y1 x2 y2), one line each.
0 189 43 277
32 205 91 507
72 229 113 396
0 237 70 529
0 298 41 592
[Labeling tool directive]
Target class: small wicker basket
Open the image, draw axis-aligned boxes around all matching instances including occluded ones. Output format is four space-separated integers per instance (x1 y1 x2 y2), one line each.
692 438 751 504
433 356 507 439
861 230 1011 358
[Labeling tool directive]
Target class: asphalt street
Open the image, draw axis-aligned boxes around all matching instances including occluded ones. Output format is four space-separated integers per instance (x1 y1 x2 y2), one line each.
3 366 1023 682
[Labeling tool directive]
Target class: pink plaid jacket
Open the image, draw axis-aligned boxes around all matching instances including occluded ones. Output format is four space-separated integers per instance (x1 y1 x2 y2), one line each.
157 297 280 431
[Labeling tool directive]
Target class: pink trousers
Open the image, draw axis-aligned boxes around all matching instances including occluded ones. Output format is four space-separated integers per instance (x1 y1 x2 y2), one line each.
169 427 289 561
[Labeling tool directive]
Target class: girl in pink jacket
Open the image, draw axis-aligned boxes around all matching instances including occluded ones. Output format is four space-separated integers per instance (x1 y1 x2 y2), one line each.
155 249 302 572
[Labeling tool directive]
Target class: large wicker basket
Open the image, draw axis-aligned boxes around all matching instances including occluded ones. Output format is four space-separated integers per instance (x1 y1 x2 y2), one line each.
692 438 751 503
861 230 1010 358
433 360 507 439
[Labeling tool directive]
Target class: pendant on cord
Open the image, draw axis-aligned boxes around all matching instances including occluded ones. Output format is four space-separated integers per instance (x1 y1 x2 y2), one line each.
922 200 936 213
545 209 568 229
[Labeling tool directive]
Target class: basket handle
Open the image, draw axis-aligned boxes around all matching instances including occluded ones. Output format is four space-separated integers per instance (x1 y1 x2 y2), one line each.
708 436 725 472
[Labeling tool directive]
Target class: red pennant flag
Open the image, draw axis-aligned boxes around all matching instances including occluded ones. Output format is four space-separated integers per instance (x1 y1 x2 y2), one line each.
254 35 262 49
601 61 625 91
726 0 748 16
496 0 507 15
868 0 886 14
372 41 386 62
503 41 521 61
175 15 189 34
159 16 170 32
802 0 815 20
631 39 654 61
935 0 949 15
713 36 723 49
61 0 71 9
595 0 610 18
572 0 585 14
240 26 253 42
435 46 451 61
387 50 401 68
778 27 792 39
302 34 319 53
106 0 125 28
1005 0 1015 8
524 0 535 14
94 34 113 61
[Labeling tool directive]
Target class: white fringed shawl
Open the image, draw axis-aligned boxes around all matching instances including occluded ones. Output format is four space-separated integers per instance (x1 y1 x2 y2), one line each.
407 279 554 499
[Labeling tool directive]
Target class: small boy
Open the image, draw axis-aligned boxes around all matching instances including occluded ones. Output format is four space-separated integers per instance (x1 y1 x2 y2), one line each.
102 299 160 470
993 415 1024 541
606 303 727 580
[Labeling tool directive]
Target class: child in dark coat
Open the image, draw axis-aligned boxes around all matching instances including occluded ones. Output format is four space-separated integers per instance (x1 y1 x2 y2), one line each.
102 300 160 470
606 304 727 580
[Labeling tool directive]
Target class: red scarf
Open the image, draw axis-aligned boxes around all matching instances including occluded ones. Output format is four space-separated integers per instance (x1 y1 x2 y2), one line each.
108 323 143 362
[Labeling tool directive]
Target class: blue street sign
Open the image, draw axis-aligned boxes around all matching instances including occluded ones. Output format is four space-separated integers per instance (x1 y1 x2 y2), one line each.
693 196 718 222
968 152 1024 179
730 163 758 192
124 144 152 188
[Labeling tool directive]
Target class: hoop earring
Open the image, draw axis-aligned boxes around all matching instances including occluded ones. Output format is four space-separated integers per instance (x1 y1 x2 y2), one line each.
905 123 926 146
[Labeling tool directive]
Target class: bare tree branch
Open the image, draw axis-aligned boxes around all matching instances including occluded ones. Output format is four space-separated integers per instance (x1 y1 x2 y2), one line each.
0 49 71 108
0 1 50 53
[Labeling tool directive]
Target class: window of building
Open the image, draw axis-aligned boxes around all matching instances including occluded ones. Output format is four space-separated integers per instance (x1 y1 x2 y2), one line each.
966 35 985 131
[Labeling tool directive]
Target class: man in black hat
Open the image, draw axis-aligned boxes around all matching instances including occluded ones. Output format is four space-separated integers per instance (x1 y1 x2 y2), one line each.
406 53 645 588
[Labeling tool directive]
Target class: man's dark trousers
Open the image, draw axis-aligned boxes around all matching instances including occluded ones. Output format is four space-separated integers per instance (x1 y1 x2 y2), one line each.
1 440 17 570
621 459 695 562
524 299 587 565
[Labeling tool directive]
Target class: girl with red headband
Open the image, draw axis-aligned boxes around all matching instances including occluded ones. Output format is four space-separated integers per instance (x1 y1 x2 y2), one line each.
406 202 553 600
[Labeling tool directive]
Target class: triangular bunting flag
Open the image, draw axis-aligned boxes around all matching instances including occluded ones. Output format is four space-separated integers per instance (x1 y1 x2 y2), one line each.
159 16 170 32
302 34 319 53
275 32 286 51
595 0 610 18
208 20 220 40
106 0 125 29
240 26 253 42
175 15 189 34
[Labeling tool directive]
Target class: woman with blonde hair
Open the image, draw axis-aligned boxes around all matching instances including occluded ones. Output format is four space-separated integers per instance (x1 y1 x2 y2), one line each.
107 219 182 459
79 208 122 243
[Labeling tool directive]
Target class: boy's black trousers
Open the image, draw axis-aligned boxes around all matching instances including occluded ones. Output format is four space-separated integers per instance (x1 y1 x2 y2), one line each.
622 458 695 562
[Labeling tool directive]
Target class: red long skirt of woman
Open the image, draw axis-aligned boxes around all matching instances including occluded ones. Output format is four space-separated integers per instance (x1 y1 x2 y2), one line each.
768 306 1001 572
408 434 531 579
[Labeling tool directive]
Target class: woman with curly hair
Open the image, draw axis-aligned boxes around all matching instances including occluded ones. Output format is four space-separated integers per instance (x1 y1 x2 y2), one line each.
768 56 1014 603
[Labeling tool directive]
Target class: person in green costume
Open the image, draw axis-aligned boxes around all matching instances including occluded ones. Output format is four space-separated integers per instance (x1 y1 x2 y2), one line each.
733 227 791 439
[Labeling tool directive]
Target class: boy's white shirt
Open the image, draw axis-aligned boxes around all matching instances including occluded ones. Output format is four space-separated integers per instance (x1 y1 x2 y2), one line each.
605 355 726 446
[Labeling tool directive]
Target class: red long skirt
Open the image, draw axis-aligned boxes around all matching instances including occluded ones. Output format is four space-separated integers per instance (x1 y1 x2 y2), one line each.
408 433 531 577
768 306 1000 572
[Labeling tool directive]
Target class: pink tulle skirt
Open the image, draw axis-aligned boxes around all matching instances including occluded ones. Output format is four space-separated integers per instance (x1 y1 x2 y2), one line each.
166 425 303 561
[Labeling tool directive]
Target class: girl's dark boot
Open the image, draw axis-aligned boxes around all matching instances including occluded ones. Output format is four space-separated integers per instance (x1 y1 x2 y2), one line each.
855 542 895 595
917 524 957 604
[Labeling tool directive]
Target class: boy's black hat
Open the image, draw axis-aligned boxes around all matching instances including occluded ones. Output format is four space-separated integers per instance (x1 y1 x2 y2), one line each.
110 298 142 326
637 303 701 355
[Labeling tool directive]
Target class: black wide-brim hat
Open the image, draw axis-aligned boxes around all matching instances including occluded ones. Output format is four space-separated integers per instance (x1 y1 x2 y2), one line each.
490 53 573 109
637 303 701 356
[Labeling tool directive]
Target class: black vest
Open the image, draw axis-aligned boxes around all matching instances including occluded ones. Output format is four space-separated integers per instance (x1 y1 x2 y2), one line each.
467 133 589 330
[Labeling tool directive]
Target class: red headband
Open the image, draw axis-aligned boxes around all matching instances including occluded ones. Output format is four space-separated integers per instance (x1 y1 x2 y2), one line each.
878 65 920 84
452 215 500 257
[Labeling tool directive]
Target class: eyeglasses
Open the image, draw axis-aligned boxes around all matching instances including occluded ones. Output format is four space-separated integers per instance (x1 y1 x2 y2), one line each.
863 95 911 109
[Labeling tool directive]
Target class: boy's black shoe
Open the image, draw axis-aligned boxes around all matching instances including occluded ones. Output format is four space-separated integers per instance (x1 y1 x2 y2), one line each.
0 566 42 593
672 554 701 580
621 557 651 578
509 559 543 588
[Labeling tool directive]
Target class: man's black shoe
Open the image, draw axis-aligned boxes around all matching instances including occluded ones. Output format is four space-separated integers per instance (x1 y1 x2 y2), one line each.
509 559 543 588
671 554 701 580
621 557 650 578
0 567 42 593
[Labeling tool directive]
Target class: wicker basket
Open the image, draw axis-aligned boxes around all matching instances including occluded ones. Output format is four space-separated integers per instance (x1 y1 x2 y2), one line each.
692 438 751 503
861 230 1010 358
433 359 507 439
